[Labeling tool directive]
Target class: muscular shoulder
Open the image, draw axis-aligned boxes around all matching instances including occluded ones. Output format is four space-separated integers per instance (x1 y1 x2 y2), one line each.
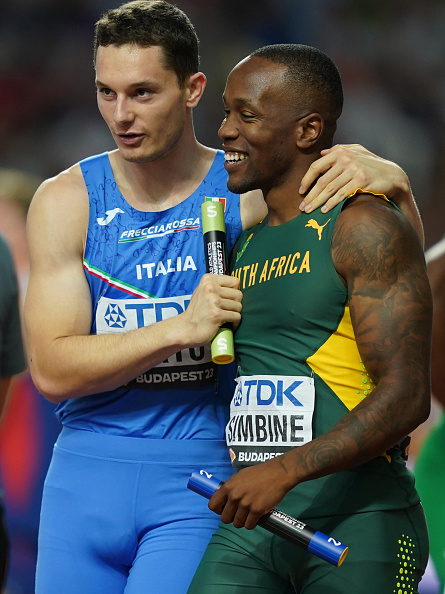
332 194 425 285
31 163 87 212
27 163 89 259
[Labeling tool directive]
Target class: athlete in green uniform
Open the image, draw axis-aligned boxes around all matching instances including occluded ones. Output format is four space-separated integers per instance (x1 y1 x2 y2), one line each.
415 237 445 593
188 44 432 594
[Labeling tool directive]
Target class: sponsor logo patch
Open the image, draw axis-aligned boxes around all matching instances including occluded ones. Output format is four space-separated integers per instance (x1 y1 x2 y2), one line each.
226 375 315 467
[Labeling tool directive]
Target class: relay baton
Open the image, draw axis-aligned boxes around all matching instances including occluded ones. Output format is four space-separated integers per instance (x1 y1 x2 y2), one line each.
201 200 234 364
187 469 349 567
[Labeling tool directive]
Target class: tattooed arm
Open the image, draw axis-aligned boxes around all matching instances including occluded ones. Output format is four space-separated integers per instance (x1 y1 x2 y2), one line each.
208 196 432 530
322 195 432 454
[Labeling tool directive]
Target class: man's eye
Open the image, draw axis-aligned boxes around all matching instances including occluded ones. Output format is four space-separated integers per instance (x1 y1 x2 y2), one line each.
136 89 152 97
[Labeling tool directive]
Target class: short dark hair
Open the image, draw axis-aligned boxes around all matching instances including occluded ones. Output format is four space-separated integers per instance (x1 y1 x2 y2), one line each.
250 44 343 122
94 0 200 87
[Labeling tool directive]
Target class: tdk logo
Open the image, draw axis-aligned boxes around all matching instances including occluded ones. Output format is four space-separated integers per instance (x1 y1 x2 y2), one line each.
234 379 304 407
104 304 127 328
122 299 191 327
233 383 243 406
96 295 211 368
96 295 191 334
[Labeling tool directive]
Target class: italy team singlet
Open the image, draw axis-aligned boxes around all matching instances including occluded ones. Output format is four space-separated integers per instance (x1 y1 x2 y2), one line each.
55 150 242 440
230 202 420 518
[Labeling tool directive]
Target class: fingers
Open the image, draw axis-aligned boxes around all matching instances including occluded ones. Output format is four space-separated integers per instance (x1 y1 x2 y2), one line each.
219 289 243 312
208 486 264 530
222 501 260 530
184 274 243 345
299 145 356 194
300 169 359 213
203 272 240 288
201 274 243 315
299 144 374 213
196 273 241 298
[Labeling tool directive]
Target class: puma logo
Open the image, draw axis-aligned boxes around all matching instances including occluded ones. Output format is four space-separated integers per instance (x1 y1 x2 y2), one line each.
97 208 125 226
305 218 331 240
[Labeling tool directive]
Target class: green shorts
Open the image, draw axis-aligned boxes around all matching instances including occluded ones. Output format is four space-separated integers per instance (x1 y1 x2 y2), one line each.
188 504 428 594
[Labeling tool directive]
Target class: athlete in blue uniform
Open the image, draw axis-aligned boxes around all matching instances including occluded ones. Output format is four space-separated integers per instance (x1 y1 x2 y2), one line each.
24 2 424 593
34 150 243 593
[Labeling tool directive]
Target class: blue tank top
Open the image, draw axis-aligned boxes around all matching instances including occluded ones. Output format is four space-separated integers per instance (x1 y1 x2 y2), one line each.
55 150 243 440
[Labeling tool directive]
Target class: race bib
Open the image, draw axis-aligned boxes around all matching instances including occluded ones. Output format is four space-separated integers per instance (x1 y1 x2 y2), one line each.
226 375 315 468
95 295 215 389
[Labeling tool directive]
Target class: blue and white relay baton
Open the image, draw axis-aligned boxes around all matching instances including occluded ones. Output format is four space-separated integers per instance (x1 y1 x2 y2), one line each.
187 469 349 567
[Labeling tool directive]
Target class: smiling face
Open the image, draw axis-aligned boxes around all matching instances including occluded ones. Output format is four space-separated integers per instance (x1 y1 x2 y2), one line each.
219 56 306 196
95 44 192 163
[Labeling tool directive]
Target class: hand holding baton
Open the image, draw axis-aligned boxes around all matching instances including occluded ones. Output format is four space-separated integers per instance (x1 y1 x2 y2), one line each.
201 200 234 364
187 469 349 567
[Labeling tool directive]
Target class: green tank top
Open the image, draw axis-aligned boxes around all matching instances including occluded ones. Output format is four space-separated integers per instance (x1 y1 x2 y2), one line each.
230 203 419 517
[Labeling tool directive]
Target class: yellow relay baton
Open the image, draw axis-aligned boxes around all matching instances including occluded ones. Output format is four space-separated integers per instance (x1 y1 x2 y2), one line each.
201 200 235 364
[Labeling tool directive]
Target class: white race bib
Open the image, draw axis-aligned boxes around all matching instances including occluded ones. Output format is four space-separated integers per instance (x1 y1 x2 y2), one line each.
226 375 315 467
96 295 214 389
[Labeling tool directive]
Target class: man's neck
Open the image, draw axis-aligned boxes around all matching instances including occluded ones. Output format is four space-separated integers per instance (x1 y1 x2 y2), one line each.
265 154 321 226
109 141 216 212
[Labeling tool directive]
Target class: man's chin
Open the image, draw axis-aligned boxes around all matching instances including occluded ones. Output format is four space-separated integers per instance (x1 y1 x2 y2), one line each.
227 178 254 195
117 148 153 164
122 155 151 164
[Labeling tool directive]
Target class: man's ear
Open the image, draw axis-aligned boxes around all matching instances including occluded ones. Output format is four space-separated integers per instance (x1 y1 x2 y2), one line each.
185 72 207 108
296 113 323 149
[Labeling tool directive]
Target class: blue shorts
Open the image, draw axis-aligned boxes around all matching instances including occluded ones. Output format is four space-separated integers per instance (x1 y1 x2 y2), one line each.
36 427 234 594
